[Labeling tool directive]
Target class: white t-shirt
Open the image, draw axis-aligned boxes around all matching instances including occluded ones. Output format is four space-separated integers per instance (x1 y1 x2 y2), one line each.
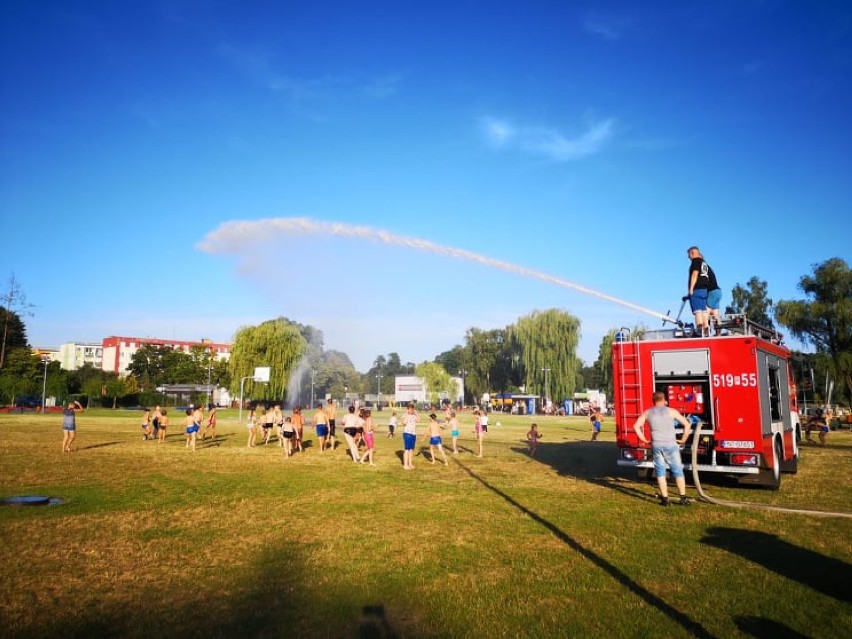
402 412 418 435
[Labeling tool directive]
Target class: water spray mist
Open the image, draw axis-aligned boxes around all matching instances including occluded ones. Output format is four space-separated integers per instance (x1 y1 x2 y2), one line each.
198 217 674 323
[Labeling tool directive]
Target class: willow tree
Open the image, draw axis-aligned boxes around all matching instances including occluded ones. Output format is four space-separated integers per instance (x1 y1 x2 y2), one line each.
509 308 581 402
415 361 458 406
229 318 308 401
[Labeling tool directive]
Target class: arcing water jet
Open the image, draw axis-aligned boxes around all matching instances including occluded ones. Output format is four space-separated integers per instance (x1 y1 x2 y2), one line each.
198 217 674 323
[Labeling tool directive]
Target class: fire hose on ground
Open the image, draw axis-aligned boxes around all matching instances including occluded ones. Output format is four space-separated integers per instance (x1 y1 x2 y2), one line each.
689 425 852 519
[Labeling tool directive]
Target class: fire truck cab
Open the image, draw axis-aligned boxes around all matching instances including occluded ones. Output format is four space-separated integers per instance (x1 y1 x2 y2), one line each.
613 314 802 490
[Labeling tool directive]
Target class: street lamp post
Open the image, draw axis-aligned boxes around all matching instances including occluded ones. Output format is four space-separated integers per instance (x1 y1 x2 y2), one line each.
41 357 49 413
205 359 212 409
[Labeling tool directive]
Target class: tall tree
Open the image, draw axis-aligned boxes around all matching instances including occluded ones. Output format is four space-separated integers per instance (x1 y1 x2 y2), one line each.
508 308 581 402
126 345 201 389
776 258 852 403
315 350 361 399
415 361 458 406
0 348 41 404
1 273 34 368
731 276 774 327
228 318 308 400
593 330 617 398
464 328 504 402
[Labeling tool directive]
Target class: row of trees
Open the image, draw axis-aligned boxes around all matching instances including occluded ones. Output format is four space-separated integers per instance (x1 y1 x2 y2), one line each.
1 258 849 409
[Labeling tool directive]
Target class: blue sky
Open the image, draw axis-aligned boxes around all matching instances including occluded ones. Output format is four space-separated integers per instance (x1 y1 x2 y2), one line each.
2 1 850 372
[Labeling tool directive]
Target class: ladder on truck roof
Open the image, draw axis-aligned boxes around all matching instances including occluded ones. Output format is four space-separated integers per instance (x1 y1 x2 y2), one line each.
616 333 644 438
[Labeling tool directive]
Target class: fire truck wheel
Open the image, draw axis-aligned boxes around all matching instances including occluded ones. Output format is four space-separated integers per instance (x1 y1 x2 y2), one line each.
759 438 782 490
636 469 654 482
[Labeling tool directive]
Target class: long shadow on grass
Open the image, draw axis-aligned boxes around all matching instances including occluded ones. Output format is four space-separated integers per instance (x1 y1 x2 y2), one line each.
514 441 661 503
701 527 852 603
79 441 123 450
454 459 716 639
20 544 402 639
733 615 809 639
517 441 742 502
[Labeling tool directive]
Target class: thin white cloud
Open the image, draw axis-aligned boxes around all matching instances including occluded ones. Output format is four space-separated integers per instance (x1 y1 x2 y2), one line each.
481 116 616 161
482 117 516 145
217 42 320 102
361 74 404 99
583 14 631 40
738 59 764 76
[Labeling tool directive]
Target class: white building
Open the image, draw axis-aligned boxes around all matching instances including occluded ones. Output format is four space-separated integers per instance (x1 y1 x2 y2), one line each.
59 342 104 370
394 375 464 405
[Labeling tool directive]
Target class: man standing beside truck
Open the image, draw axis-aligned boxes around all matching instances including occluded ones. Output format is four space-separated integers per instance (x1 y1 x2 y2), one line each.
633 392 693 506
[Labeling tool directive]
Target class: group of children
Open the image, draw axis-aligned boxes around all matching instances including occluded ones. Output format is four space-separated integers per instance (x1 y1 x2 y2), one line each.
233 401 500 469
138 405 221 451
59 400 566 462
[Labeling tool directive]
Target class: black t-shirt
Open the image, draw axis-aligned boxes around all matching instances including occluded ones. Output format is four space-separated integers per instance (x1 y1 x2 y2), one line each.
689 258 718 291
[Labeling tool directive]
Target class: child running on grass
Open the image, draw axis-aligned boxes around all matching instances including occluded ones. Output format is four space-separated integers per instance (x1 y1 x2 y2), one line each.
447 410 460 454
61 400 83 452
424 413 448 466
246 407 257 448
202 406 217 440
526 423 541 457
590 408 602 441
262 407 273 445
184 408 199 451
474 409 485 458
273 405 285 448
157 409 169 443
292 406 304 453
341 405 362 463
141 408 152 441
281 416 296 458
402 404 419 470
387 411 397 438
359 409 376 466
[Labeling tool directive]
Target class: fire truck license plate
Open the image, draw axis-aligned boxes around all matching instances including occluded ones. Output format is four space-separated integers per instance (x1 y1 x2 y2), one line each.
720 440 756 449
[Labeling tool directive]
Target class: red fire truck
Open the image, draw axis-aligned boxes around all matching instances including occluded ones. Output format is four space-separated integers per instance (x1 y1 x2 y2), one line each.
613 314 802 489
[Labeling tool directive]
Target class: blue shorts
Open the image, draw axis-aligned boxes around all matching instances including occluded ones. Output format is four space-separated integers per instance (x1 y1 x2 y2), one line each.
451 429 459 437
707 288 722 311
593 421 601 432
186 424 199 434
403 433 416 450
689 289 708 313
316 425 329 437
430 436 442 446
653 445 684 479
63 425 76 432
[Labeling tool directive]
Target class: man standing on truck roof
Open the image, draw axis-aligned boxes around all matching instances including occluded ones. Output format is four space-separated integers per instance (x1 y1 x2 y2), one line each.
633 392 693 506
685 246 721 337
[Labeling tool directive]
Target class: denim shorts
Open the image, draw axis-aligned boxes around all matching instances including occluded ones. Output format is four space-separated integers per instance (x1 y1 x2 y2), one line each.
707 288 722 310
653 445 684 479
689 289 708 313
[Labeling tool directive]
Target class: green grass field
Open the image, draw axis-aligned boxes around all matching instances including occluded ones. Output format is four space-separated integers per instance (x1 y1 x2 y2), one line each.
1 409 850 638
